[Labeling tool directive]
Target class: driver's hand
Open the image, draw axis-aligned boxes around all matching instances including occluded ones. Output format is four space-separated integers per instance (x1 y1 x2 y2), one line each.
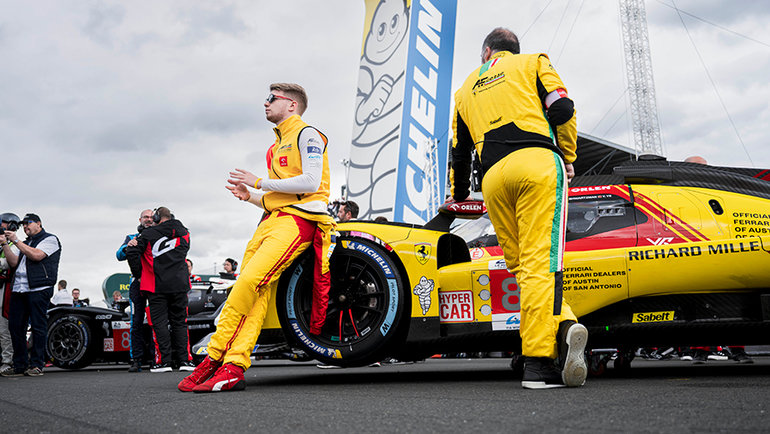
229 168 259 189
226 182 251 201
565 163 575 183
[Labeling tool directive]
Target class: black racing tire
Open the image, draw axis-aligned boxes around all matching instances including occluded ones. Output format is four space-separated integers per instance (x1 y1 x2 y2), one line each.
277 237 407 367
47 315 96 370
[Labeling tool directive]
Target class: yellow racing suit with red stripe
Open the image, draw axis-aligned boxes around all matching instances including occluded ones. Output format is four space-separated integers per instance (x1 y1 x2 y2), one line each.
451 51 578 359
208 115 335 370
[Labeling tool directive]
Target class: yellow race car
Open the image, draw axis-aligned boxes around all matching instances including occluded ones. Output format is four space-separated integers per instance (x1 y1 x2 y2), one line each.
256 160 770 369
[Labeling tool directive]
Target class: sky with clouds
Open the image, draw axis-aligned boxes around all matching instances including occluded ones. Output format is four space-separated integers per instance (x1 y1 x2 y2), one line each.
2 0 768 304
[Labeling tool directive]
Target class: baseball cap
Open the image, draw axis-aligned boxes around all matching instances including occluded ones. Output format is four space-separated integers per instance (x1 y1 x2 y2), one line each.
22 213 41 224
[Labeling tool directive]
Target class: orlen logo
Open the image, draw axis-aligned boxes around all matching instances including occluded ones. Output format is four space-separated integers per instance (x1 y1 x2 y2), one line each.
446 201 486 215
570 185 612 193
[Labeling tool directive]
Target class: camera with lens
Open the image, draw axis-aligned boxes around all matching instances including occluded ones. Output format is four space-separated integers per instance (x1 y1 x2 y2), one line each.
1 213 21 232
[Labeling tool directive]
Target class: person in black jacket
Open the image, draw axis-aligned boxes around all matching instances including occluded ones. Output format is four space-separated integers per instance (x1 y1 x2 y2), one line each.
117 208 153 373
0 213 61 377
127 207 193 373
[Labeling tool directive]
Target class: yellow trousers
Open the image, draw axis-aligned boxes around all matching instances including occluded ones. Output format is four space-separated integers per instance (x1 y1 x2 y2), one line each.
482 147 577 359
207 211 315 369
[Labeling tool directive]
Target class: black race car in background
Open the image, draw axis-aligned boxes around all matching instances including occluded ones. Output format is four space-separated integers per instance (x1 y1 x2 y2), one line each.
46 280 230 369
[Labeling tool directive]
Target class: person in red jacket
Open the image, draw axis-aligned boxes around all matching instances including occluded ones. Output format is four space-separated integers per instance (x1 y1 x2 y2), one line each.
127 206 193 373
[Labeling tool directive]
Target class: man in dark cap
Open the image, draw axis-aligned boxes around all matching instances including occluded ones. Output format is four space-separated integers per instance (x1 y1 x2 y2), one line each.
0 213 61 377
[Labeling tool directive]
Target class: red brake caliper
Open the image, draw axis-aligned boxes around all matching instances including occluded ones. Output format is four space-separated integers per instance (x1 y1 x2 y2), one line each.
348 309 360 337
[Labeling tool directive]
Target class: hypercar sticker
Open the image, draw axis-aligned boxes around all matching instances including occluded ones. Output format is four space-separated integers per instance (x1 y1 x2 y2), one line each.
439 290 474 322
413 276 434 315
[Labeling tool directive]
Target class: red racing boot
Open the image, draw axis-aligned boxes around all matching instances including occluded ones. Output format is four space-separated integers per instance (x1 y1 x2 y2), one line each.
177 356 221 392
192 363 246 393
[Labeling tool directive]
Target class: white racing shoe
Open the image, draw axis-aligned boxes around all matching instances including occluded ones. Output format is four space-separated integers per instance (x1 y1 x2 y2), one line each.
558 321 588 387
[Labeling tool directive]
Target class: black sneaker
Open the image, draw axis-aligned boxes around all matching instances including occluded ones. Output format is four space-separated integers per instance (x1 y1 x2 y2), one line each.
150 363 172 373
521 357 565 389
557 321 588 387
178 361 196 372
732 351 754 364
128 359 142 373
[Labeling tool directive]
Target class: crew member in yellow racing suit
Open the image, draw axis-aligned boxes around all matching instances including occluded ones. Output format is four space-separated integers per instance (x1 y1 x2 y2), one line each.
179 83 335 393
449 28 588 389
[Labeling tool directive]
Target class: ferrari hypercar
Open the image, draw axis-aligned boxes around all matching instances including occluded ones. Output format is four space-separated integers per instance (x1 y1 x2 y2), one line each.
252 159 770 371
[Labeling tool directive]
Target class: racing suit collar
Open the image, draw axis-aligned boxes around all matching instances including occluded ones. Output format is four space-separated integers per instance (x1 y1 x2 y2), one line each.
273 114 303 143
490 50 510 60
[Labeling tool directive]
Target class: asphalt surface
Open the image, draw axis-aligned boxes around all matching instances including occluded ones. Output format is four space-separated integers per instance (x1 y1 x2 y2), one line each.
1 357 769 433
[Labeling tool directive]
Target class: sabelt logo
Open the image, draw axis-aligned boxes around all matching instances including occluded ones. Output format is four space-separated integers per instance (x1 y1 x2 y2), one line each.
632 311 675 323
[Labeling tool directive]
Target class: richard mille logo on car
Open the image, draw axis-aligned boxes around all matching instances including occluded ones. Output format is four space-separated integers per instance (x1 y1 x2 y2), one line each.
646 237 674 245
629 240 760 261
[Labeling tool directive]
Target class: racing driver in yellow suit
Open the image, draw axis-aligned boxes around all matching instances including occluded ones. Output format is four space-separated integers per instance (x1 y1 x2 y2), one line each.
449 28 588 389
179 83 335 393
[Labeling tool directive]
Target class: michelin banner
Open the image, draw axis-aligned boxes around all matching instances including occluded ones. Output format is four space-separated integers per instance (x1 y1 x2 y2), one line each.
348 0 457 223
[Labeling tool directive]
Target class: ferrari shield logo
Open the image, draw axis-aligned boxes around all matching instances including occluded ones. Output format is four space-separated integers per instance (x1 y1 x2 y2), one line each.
414 243 431 265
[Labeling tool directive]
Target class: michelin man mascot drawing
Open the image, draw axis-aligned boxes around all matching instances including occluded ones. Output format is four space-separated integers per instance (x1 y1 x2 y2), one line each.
348 0 410 219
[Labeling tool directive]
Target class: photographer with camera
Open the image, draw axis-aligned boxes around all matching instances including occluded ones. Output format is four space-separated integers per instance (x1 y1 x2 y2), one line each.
0 213 61 377
0 213 21 375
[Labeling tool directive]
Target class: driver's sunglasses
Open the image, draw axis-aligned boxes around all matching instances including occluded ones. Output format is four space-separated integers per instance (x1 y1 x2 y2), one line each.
266 93 294 104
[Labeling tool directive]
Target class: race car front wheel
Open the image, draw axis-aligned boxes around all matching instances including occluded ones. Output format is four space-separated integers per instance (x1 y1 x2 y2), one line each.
277 237 407 367
47 315 95 370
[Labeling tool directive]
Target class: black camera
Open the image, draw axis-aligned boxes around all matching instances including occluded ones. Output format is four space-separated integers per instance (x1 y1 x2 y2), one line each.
1 213 20 232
